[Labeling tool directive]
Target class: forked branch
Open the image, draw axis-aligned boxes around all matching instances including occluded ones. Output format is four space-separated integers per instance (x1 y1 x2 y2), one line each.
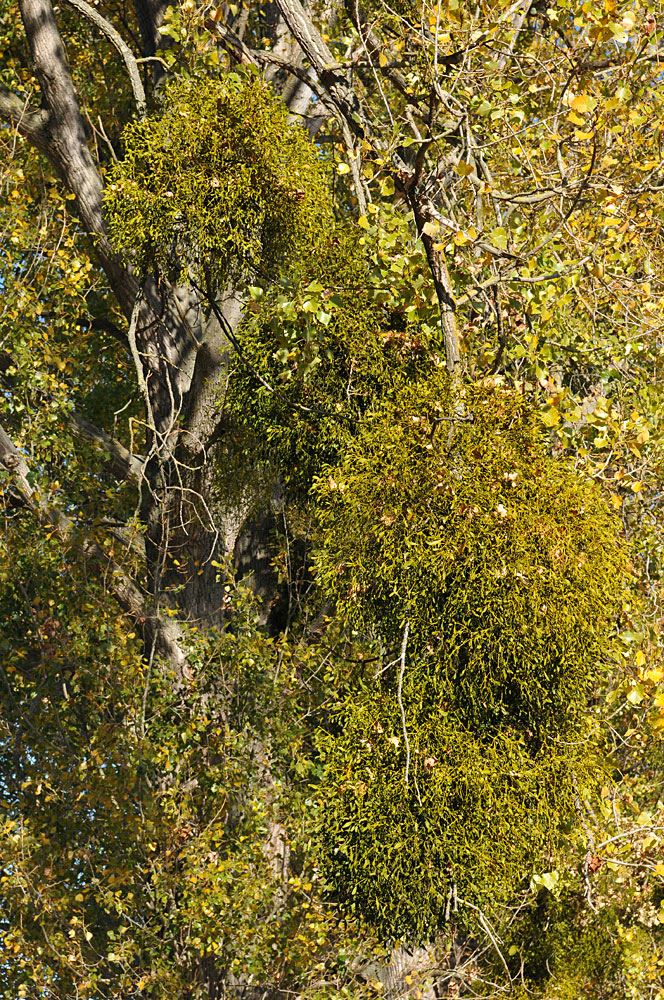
0 421 189 679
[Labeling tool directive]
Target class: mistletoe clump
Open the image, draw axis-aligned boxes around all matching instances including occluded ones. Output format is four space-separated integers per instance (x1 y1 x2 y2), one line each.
313 376 625 941
105 73 332 286
316 695 597 943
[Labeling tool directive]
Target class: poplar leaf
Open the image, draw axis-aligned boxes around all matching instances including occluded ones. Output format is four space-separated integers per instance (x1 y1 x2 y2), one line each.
455 160 475 177
570 94 596 113
490 226 508 250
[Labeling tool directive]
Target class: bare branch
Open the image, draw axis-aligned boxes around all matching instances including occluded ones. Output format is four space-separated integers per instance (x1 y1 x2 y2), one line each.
274 0 372 135
397 621 412 791
205 17 327 111
67 410 144 486
273 0 461 371
408 193 461 372
62 0 147 117
344 0 413 107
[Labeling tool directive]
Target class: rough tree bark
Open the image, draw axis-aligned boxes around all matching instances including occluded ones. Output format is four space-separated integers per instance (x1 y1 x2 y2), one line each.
10 0 269 650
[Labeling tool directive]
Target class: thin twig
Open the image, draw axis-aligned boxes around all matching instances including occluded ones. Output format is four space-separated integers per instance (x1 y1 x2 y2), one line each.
458 897 514 991
397 620 411 790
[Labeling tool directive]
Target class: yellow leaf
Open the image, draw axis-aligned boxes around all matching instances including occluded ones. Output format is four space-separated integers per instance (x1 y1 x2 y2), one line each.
337 162 350 175
631 480 643 493
540 407 560 427
380 176 395 197
378 52 388 67
490 226 508 250
422 220 440 237
571 94 596 113
636 650 647 667
455 159 475 177
574 129 595 141
627 682 644 705
655 863 664 877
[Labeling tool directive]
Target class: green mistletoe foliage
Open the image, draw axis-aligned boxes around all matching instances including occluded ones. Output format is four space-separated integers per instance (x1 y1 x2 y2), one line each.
315 377 624 736
315 693 597 943
105 73 332 287
313 377 625 941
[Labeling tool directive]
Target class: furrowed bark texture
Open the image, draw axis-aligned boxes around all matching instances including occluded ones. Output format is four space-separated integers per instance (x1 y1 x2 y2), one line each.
12 0 273 637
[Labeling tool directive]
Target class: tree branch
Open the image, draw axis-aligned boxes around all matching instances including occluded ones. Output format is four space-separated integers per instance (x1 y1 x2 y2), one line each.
273 0 462 371
408 193 461 372
0 420 189 678
0 82 51 154
18 0 203 452
274 0 372 136
344 0 414 108
67 409 144 486
14 0 173 363
397 621 411 790
18 0 137 313
62 0 147 117
0 346 143 485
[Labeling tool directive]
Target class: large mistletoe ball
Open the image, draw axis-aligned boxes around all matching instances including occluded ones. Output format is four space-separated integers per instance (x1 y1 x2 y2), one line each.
316 693 598 943
315 377 624 737
105 74 331 286
313 377 625 941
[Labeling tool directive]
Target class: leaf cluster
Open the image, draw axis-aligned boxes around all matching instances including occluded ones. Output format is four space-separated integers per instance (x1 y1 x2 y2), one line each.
225 204 457 501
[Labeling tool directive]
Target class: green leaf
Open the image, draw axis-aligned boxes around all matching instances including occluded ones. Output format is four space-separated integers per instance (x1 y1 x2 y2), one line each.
380 176 395 197
490 226 508 250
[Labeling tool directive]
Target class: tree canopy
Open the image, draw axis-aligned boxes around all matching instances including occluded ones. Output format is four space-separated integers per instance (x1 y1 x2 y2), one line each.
2 1 664 998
